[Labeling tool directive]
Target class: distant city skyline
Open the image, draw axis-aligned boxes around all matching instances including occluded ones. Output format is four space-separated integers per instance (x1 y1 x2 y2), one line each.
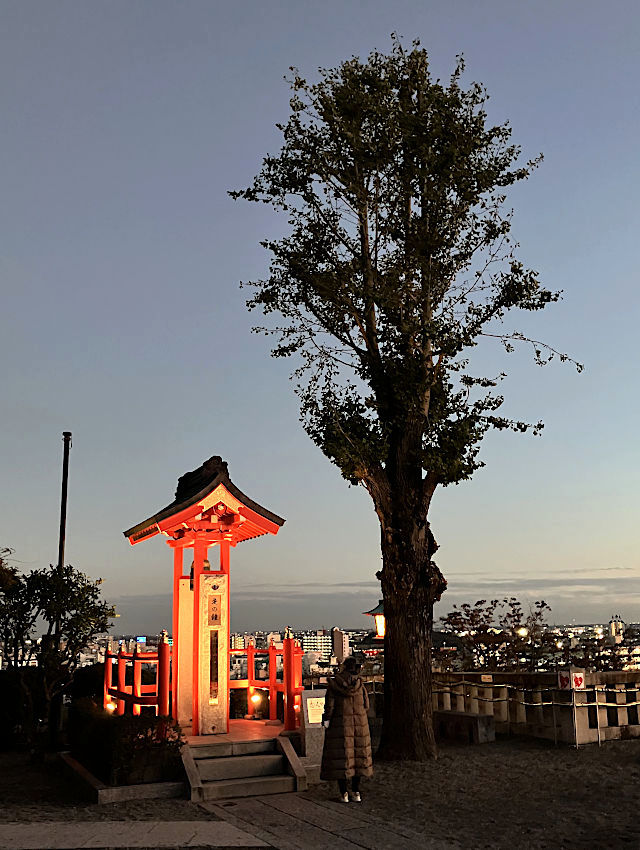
107 579 637 636
2 2 639 631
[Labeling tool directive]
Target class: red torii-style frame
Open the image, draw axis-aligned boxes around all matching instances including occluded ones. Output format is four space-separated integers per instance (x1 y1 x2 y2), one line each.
121 456 288 735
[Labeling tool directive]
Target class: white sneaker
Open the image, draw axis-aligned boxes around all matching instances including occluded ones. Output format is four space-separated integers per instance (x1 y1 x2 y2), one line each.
340 792 349 803
350 791 361 802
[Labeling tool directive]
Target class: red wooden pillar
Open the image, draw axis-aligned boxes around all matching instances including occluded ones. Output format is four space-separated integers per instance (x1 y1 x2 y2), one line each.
283 636 295 730
103 650 112 710
294 641 303 721
158 638 170 717
220 538 230 574
132 648 141 716
268 641 277 721
247 641 255 717
220 538 231 732
171 545 183 721
117 648 126 716
191 536 207 735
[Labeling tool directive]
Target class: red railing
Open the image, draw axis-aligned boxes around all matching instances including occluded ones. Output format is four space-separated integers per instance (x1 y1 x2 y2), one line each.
230 637 303 730
103 640 171 717
102 635 303 731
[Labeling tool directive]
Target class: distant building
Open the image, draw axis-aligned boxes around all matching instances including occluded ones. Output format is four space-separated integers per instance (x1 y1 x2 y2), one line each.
331 627 350 663
608 615 626 645
230 633 246 650
298 629 333 661
267 632 283 648
253 632 269 650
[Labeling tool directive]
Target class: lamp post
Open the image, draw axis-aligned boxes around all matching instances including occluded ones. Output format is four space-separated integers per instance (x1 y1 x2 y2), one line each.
55 431 72 640
57 431 72 576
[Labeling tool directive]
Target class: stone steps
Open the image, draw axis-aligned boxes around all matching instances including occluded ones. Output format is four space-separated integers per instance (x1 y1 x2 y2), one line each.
198 753 285 781
183 736 303 801
191 739 276 759
200 772 296 800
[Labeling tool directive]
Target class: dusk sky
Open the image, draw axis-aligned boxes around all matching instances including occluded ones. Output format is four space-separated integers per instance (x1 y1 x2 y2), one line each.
2 1 639 634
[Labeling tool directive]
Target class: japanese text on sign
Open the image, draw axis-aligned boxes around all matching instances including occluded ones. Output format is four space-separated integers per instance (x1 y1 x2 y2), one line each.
305 696 325 725
208 595 221 625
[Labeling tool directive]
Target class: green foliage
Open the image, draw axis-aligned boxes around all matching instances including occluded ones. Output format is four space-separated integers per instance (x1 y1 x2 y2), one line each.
70 663 105 703
0 548 41 671
440 597 554 671
68 698 114 780
232 38 580 500
1 562 114 681
0 668 44 750
231 37 580 759
69 699 183 785
0 553 115 747
111 712 182 785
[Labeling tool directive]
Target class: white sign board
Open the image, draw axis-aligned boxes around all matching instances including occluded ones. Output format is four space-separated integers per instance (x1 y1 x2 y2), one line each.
302 689 326 726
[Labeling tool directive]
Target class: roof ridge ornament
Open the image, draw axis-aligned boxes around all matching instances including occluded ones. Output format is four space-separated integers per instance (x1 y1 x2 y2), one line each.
175 455 229 501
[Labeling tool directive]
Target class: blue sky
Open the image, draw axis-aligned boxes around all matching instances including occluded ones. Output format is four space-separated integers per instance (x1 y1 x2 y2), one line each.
1 1 639 633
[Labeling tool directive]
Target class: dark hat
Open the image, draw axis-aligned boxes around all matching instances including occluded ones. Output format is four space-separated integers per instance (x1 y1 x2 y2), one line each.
342 656 361 673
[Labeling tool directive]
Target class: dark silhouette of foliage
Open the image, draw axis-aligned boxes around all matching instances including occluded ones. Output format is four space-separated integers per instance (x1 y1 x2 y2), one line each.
69 698 182 785
440 597 553 671
0 554 114 749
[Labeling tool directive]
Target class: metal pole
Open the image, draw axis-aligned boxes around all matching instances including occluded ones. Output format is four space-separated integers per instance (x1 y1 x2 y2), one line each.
57 432 72 574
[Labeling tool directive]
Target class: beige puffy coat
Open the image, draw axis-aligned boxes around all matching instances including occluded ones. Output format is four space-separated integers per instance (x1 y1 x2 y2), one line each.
320 673 373 780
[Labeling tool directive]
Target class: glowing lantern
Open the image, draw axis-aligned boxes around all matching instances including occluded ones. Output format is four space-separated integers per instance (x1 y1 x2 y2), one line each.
363 599 385 639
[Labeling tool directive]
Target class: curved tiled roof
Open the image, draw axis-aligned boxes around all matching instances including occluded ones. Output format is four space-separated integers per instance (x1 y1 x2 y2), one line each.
123 455 285 543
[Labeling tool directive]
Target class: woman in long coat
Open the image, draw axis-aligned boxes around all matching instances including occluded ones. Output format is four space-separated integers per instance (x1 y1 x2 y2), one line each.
321 656 373 802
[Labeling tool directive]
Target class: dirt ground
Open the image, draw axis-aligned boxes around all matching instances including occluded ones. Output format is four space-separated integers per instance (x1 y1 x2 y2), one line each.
309 735 640 849
1 737 639 848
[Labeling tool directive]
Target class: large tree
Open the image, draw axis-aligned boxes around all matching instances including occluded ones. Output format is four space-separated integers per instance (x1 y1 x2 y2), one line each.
232 39 578 759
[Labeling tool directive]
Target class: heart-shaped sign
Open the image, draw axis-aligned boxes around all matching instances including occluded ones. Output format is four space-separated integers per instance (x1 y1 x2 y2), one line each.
559 675 570 689
573 675 584 689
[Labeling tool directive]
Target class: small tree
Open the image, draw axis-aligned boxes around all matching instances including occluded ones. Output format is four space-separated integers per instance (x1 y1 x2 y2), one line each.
439 599 503 669
440 597 553 671
0 557 114 747
232 39 579 759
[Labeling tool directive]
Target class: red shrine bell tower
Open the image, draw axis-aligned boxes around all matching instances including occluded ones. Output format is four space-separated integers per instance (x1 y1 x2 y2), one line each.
123 456 285 735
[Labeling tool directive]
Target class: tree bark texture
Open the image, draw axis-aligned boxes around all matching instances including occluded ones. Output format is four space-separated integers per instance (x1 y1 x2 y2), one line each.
373 434 444 761
376 525 441 760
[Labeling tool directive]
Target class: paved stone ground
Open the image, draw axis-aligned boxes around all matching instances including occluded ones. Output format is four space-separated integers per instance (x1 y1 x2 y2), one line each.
0 750 449 849
0 820 267 849
0 799 454 850
205 794 460 849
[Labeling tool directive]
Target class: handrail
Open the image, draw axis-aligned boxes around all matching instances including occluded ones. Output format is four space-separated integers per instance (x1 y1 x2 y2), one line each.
229 638 303 729
103 638 303 730
103 642 171 717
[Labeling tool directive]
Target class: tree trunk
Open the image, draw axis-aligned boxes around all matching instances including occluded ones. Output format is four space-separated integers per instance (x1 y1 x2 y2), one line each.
376 532 440 760
364 411 445 761
373 462 445 761
379 580 437 759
